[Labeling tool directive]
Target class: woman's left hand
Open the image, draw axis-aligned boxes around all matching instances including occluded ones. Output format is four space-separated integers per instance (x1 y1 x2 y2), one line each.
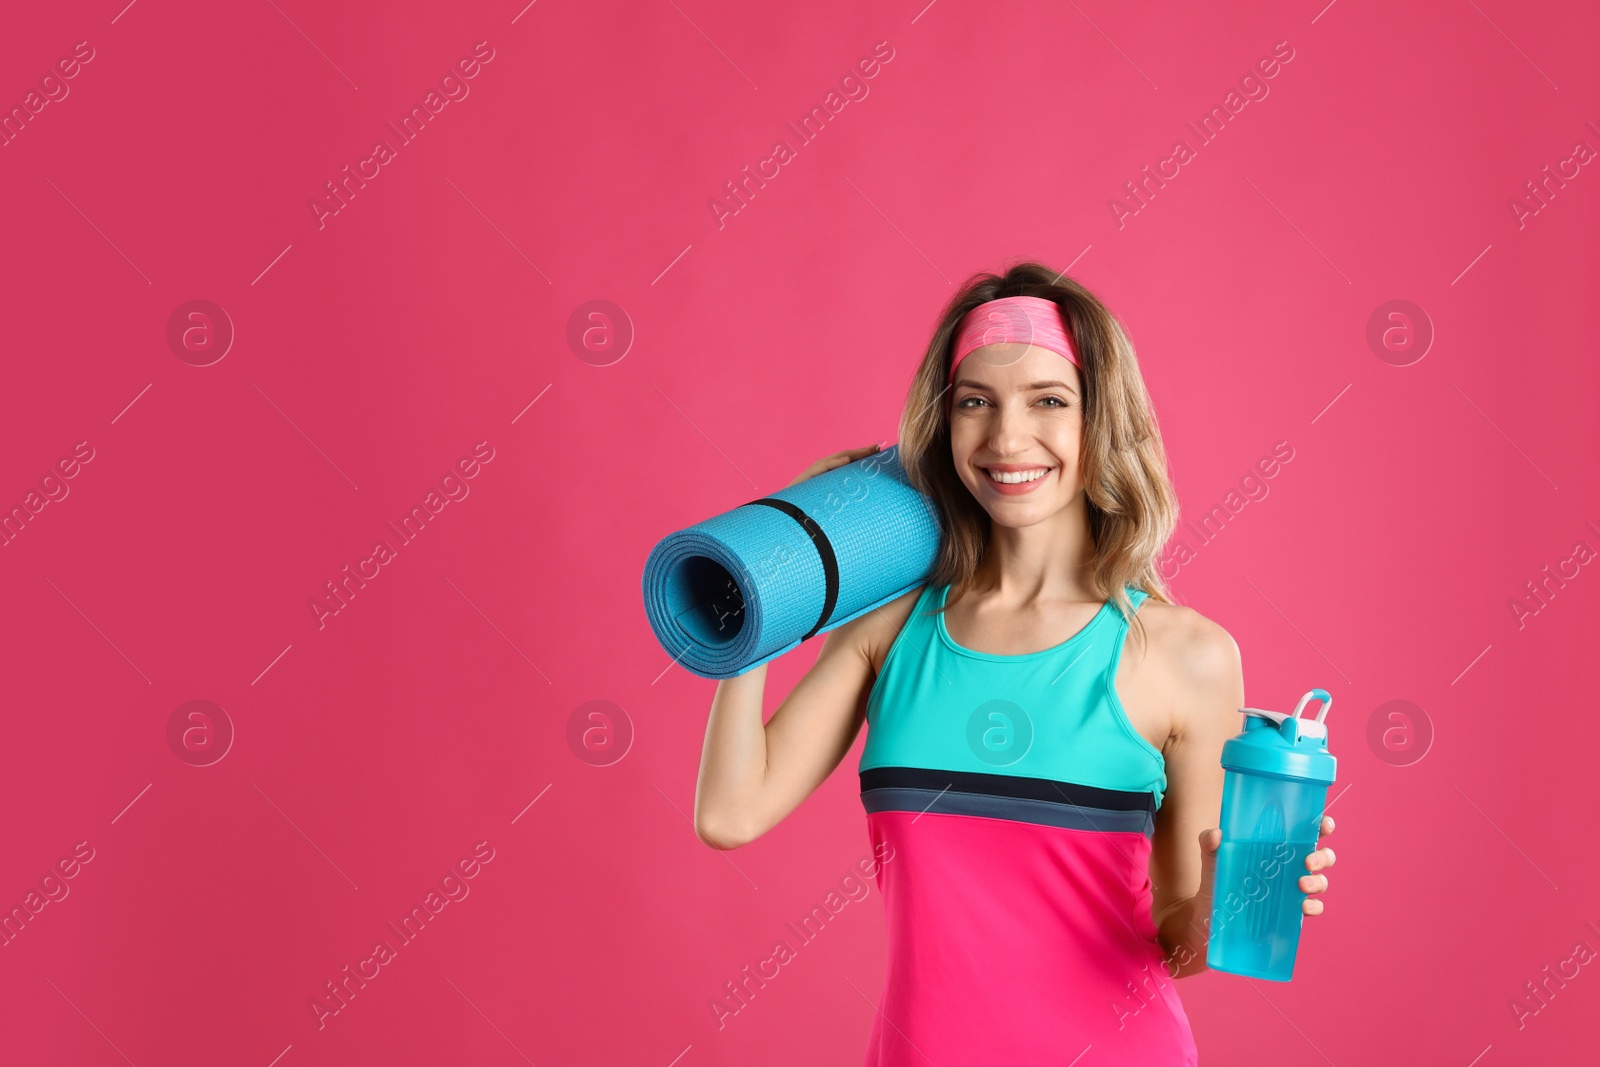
1299 814 1336 916
1195 814 1337 916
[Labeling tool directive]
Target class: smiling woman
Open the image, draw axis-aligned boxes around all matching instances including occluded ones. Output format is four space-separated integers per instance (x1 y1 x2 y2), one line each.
694 261 1338 1066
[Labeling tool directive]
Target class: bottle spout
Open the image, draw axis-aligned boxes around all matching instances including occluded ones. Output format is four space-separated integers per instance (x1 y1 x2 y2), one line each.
1286 689 1332 742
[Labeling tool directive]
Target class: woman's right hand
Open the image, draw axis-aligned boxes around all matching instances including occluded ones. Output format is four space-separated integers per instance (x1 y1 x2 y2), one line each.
784 442 884 489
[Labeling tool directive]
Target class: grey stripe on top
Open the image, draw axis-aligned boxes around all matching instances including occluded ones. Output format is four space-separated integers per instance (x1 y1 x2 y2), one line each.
862 786 1155 837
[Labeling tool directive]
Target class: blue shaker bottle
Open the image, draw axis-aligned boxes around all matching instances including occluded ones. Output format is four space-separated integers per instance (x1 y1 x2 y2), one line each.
1206 688 1337 981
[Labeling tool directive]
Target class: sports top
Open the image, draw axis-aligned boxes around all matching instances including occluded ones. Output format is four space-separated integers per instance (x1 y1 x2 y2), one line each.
856 582 1198 1066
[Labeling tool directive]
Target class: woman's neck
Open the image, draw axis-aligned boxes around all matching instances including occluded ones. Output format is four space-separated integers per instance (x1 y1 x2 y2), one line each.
973 494 1099 605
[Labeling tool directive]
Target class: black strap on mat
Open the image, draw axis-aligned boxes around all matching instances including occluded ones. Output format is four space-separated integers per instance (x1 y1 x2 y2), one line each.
743 497 839 640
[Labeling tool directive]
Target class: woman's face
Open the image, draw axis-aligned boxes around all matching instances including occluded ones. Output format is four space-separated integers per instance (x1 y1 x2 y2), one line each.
948 343 1085 527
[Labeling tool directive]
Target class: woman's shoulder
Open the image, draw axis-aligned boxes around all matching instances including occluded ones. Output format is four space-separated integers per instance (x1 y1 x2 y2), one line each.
827 583 930 677
1130 594 1242 692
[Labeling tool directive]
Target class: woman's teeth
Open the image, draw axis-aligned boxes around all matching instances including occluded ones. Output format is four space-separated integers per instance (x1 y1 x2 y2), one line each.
986 468 1050 484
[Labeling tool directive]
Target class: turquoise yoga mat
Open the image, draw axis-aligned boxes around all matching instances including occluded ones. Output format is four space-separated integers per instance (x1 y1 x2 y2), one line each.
641 445 941 679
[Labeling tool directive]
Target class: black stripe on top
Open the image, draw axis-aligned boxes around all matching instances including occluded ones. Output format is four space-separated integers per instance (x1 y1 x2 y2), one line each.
860 765 1155 814
743 497 839 639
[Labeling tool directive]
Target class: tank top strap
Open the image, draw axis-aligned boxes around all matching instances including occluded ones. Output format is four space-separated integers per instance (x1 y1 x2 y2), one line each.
892 581 944 645
1103 586 1150 650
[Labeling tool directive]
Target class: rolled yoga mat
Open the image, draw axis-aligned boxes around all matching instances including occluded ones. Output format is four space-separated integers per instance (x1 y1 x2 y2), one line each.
642 444 942 679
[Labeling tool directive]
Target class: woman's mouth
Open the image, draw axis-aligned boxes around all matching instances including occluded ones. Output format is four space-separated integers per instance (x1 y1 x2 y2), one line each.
981 465 1053 495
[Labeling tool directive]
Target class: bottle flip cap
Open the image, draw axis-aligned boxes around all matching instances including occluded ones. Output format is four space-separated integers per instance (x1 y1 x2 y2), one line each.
1221 688 1338 784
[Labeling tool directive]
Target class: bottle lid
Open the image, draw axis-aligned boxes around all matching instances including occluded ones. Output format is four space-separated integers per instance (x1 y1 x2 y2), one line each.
1220 689 1338 784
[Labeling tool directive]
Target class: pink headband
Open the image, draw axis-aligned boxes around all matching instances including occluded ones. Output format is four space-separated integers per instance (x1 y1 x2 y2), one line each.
949 295 1080 381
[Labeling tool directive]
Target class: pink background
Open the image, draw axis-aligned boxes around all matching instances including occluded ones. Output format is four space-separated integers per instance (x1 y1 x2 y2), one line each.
3 0 1597 1064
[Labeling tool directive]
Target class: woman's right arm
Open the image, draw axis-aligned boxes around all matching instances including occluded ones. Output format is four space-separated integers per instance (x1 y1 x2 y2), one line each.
692 612 881 850
691 443 888 851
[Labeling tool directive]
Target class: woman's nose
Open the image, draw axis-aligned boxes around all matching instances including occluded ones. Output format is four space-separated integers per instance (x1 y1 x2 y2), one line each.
987 401 1032 453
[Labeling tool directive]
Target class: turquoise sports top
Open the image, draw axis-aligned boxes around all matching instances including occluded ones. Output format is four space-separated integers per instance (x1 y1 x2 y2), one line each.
858 582 1168 807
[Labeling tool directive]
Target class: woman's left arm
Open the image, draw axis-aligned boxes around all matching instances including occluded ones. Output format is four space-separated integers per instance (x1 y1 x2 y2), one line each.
1146 616 1338 978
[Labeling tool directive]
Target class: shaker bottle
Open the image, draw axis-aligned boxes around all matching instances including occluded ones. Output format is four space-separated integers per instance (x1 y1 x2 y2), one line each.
1206 688 1337 981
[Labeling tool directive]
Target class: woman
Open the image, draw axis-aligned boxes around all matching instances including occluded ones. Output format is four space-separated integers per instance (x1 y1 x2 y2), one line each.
693 262 1337 1065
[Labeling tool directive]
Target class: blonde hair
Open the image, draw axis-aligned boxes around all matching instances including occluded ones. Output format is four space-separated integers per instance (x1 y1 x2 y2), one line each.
896 261 1179 645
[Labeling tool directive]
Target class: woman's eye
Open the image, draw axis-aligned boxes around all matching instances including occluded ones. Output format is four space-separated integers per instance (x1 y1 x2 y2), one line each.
956 395 1070 409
